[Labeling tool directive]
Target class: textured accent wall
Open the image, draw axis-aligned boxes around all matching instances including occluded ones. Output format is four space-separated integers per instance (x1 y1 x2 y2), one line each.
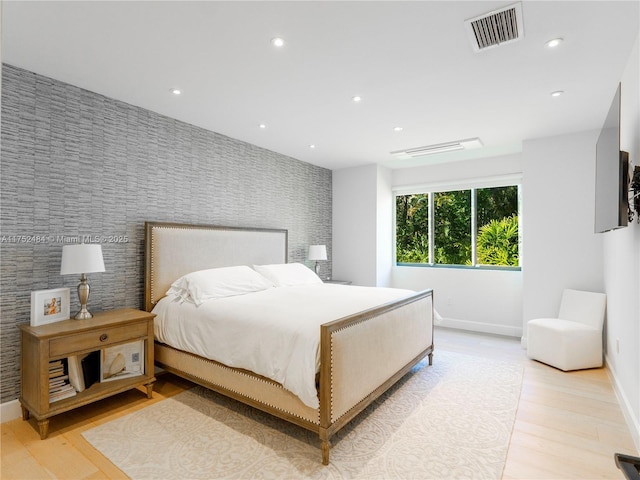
0 64 332 403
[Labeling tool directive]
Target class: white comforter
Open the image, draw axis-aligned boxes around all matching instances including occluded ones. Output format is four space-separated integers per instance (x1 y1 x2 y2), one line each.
152 284 414 409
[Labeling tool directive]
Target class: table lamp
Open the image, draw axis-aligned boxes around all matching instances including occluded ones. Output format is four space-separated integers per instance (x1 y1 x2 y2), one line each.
60 244 105 319
308 245 327 276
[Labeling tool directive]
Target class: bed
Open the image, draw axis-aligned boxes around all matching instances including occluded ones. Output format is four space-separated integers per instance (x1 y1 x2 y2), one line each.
144 221 434 464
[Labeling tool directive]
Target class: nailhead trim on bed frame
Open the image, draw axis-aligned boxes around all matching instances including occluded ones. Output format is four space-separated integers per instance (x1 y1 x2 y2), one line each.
149 226 188 306
156 343 321 425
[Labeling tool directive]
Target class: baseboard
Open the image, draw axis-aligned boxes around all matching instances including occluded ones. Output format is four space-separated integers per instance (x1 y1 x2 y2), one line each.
1 399 22 423
605 353 640 454
438 317 522 338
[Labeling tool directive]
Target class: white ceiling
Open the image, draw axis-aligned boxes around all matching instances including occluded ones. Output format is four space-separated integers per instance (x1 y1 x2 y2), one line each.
2 1 639 171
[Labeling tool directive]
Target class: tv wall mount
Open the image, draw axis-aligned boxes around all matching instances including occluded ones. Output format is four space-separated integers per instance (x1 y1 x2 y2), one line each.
629 164 640 224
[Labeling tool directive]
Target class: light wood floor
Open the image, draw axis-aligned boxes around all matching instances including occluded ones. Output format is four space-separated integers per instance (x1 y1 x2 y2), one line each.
436 328 638 479
2 327 637 479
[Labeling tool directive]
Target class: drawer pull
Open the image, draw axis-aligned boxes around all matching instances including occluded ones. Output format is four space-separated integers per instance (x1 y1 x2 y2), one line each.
99 333 109 342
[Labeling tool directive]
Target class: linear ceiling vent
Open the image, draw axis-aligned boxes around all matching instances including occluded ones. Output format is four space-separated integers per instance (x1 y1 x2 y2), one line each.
465 2 524 52
391 138 483 160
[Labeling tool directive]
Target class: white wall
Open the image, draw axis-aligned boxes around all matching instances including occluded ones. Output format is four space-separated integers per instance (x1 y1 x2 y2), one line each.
332 165 378 286
603 35 639 451
333 165 396 287
392 153 522 190
521 131 604 328
376 167 394 287
392 266 523 336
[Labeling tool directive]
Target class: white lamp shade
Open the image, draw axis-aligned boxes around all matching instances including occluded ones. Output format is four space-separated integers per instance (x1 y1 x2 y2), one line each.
60 244 105 275
308 245 327 261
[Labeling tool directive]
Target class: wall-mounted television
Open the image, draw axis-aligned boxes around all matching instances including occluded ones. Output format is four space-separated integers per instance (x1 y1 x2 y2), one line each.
595 83 629 233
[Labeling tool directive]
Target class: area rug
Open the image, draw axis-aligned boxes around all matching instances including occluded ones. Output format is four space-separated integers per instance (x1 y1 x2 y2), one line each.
83 350 522 479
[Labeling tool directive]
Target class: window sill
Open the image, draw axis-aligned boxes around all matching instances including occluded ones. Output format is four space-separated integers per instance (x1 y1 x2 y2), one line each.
396 263 521 272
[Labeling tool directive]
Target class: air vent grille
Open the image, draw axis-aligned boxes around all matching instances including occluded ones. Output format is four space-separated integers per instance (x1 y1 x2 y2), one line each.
465 3 524 51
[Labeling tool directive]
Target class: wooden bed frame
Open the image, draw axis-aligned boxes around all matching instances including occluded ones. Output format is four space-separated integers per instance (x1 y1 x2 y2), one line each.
144 221 434 464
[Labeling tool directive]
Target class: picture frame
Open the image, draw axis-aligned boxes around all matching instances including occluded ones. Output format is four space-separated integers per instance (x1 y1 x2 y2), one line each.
30 288 71 326
100 340 144 382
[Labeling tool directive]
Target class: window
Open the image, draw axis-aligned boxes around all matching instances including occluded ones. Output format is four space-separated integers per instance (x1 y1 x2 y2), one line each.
396 185 520 268
476 186 519 267
434 189 471 265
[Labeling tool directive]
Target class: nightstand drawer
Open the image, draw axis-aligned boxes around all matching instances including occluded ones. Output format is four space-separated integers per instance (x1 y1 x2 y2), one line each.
49 322 148 357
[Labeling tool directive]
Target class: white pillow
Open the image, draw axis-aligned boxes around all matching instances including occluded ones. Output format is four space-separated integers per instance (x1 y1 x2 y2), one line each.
253 263 323 287
167 265 273 306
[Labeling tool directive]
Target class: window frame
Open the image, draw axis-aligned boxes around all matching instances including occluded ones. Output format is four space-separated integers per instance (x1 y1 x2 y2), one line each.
394 175 522 271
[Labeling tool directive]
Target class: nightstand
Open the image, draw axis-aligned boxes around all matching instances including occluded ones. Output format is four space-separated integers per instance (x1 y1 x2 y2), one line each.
19 308 156 439
324 279 352 285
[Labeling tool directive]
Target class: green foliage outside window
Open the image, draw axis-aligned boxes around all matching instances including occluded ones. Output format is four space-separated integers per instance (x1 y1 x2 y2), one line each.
433 190 471 265
396 185 519 267
476 186 519 266
396 194 429 263
476 215 519 266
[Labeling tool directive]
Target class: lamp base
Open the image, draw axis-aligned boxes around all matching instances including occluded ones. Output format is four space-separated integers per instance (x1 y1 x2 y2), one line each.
73 308 93 320
74 273 94 320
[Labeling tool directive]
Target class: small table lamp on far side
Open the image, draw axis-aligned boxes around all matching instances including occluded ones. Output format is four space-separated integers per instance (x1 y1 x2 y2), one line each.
60 244 105 319
308 245 327 276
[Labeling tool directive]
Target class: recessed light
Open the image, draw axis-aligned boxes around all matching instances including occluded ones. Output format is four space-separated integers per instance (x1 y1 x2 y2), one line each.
259 124 267 129
551 90 564 97
170 88 182 95
271 37 285 47
394 126 404 132
352 95 362 103
309 144 316 149
545 38 564 48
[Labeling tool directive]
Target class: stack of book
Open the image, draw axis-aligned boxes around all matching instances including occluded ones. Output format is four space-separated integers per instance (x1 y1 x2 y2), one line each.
48 359 76 403
45 346 140 404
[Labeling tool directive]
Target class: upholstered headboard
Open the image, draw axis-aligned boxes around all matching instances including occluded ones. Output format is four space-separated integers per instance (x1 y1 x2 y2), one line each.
144 221 288 311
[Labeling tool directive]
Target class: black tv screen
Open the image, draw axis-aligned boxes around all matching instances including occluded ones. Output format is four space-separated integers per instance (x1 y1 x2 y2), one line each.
595 83 628 233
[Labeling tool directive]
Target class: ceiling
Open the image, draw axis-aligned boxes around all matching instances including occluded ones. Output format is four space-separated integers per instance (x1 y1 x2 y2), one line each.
2 1 639 171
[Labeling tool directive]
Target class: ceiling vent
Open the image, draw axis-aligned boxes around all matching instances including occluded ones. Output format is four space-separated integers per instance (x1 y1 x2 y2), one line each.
391 138 483 160
465 3 524 52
